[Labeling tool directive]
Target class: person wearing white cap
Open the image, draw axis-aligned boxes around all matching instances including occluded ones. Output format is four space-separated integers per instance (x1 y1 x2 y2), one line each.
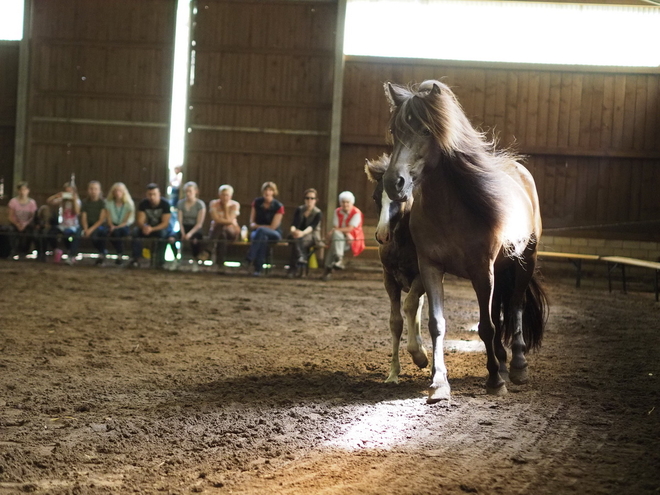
322 190 364 281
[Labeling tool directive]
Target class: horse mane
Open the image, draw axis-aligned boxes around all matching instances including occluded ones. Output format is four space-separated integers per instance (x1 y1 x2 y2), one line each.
386 80 521 232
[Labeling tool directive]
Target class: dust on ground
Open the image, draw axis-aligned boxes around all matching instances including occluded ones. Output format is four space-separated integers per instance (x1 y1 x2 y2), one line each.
0 261 658 494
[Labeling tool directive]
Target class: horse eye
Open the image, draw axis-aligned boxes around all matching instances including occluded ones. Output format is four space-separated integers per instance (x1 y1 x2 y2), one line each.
422 127 432 136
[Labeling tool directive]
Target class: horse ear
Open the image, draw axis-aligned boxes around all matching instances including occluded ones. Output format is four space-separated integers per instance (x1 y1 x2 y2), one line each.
384 82 406 109
364 154 390 182
430 83 442 97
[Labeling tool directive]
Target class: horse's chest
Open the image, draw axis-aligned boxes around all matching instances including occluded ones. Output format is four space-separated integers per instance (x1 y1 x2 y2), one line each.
379 235 418 291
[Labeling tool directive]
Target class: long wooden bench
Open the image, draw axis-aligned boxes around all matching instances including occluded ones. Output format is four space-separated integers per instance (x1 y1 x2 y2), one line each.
601 256 660 302
537 251 601 288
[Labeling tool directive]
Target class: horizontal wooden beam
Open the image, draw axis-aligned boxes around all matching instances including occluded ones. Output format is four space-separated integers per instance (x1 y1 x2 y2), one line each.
32 116 168 129
340 135 660 160
30 140 167 151
190 124 328 137
346 55 660 75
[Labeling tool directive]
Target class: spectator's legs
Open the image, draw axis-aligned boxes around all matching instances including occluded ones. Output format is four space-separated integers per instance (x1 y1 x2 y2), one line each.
251 227 281 273
324 230 347 268
131 227 143 261
91 226 108 257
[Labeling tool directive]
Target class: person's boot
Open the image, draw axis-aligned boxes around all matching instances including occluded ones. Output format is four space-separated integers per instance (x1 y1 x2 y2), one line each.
321 267 332 281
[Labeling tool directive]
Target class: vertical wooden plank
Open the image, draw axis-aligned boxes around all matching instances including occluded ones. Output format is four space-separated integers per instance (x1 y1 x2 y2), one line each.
504 71 518 147
546 73 561 148
643 75 659 152
526 72 540 148
588 73 604 150
600 74 615 150
568 73 583 149
557 73 572 148
611 74 627 149
633 75 647 151
622 75 637 150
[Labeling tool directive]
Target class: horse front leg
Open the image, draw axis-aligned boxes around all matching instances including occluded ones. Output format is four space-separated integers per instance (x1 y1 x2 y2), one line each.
472 266 507 396
404 277 428 369
418 262 450 404
383 273 404 383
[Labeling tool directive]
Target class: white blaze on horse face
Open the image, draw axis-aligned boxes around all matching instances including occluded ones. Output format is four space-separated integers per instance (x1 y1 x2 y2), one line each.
376 189 392 244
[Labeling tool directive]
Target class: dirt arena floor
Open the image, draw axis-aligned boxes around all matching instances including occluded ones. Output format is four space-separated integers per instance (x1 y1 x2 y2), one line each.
0 260 658 494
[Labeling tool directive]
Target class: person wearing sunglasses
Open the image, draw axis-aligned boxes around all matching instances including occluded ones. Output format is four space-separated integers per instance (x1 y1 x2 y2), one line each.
287 188 323 278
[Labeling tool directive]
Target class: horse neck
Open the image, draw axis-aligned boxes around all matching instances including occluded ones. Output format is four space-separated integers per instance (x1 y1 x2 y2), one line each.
418 151 504 231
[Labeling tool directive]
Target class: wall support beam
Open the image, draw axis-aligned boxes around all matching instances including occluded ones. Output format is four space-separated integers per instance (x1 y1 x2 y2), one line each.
325 0 346 225
13 0 32 189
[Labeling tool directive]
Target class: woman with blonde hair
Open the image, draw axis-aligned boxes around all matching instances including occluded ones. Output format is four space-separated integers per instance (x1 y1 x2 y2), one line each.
171 181 206 271
105 182 135 264
207 184 241 272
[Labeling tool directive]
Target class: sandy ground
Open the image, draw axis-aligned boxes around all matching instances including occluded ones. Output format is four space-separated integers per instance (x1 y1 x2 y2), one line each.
0 260 658 494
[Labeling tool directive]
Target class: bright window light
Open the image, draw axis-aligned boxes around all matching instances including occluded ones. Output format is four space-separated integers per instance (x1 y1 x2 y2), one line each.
168 0 192 176
0 0 24 40
345 0 660 67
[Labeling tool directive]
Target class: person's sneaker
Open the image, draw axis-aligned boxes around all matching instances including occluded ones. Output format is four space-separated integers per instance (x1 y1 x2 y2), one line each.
65 256 76 266
333 260 346 270
128 259 140 269
252 270 263 277
321 268 332 281
95 256 105 266
167 260 179 271
191 262 200 273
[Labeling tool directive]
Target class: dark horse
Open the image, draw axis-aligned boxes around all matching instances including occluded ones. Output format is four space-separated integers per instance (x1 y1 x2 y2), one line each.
365 154 428 384
383 80 548 403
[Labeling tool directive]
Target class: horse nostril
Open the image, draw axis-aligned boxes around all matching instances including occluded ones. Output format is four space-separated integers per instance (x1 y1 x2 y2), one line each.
396 176 405 191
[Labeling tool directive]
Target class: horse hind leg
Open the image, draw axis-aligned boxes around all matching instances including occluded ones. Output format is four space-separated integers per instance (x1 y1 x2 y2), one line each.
507 260 537 385
384 274 404 383
491 275 510 383
404 278 428 369
472 266 507 396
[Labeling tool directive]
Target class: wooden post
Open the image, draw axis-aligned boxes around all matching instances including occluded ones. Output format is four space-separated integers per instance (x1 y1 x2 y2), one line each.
325 0 347 226
13 0 31 189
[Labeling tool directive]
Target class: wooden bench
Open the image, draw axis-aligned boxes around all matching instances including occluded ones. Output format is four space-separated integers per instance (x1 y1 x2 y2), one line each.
537 251 601 288
601 256 660 302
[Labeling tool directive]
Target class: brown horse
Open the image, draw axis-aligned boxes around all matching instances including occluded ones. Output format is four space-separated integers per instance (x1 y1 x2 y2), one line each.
365 154 427 384
382 80 548 404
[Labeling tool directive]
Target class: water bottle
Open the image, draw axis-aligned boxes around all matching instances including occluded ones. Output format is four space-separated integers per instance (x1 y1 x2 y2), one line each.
240 225 248 242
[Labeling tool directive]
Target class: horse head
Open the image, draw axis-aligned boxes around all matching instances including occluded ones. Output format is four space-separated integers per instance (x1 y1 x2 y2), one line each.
365 154 412 245
383 79 473 202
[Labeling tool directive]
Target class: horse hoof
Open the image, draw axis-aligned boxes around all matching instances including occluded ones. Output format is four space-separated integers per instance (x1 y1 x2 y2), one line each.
499 369 511 384
427 385 451 404
510 366 529 385
384 375 399 384
411 351 429 369
486 382 508 396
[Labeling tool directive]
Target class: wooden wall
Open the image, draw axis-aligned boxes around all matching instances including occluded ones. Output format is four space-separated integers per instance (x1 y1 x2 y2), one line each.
23 0 175 204
340 58 660 235
185 0 336 219
0 42 19 201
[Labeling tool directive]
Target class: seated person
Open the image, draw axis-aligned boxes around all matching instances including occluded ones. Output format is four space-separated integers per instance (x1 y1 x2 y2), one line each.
322 191 364 281
246 181 284 276
287 188 322 278
105 182 135 264
47 182 81 265
207 184 241 272
7 181 38 258
80 180 108 265
170 181 206 272
130 183 172 269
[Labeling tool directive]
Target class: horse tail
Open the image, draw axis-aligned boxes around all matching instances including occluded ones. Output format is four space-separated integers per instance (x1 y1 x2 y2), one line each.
499 267 548 352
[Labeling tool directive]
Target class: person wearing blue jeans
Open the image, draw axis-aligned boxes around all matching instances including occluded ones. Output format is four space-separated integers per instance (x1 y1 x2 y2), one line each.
105 182 136 264
246 181 284 276
46 181 81 265
130 183 172 269
81 181 109 265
